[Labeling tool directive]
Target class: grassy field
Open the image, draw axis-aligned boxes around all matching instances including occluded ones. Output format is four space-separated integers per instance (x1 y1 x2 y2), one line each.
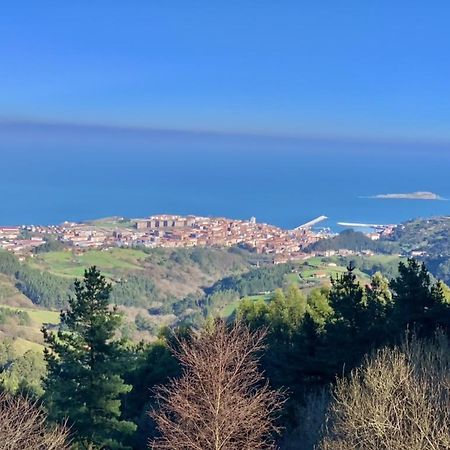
85 218 135 229
0 303 60 355
12 337 45 354
0 274 33 307
30 248 148 278
219 301 240 318
285 262 370 285
18 306 60 327
0 275 20 300
358 254 400 264
27 247 254 305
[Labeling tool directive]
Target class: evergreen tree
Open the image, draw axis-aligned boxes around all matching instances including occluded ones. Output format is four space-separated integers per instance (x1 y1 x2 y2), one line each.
363 272 392 340
292 311 331 388
306 287 332 326
42 266 136 449
328 263 365 333
431 280 448 305
390 259 432 314
365 273 392 311
325 263 368 375
389 258 450 335
121 340 180 449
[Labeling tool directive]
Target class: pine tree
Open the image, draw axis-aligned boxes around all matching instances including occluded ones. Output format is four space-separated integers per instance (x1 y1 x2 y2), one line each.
325 263 367 374
365 273 392 311
390 259 432 315
389 258 449 335
363 272 393 339
329 262 365 333
42 266 136 449
429 280 450 331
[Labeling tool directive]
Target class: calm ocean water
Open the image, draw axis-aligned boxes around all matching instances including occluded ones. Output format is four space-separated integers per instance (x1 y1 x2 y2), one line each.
1 124 449 229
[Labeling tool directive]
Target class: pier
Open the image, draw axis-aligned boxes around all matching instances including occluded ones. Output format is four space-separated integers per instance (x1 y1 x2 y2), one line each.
294 215 328 230
337 222 386 229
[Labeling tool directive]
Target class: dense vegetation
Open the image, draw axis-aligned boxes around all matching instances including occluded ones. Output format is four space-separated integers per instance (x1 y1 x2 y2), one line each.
43 267 137 449
1 256 449 449
2 219 450 448
328 254 401 279
207 263 296 297
319 334 450 449
0 307 31 327
381 216 450 283
237 258 450 446
385 216 450 254
171 263 299 321
0 247 406 351
0 250 71 308
110 274 158 307
308 217 450 285
307 229 395 253
0 247 258 309
0 339 46 396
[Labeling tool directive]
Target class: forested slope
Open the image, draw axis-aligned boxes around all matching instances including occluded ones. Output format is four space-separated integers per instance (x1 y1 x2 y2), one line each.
0 247 257 310
381 216 450 283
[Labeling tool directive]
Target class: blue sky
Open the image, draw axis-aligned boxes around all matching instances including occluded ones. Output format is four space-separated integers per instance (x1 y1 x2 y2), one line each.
1 1 450 141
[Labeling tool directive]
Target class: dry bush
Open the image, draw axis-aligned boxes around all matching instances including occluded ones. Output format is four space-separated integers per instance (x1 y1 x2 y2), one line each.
0 391 70 449
150 320 285 450
319 333 450 450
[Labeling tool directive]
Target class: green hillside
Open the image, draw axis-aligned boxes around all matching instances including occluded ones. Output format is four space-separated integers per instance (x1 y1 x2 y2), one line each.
307 229 395 253
0 245 404 348
184 255 399 321
29 248 149 278
0 247 261 343
0 301 60 355
381 216 450 282
28 246 256 303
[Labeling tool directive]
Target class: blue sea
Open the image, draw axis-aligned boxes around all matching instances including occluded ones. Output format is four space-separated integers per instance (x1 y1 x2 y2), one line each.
1 123 449 230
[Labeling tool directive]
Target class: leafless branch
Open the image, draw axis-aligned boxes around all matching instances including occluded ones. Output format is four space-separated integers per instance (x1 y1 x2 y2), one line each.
0 392 71 449
319 332 450 450
150 320 285 450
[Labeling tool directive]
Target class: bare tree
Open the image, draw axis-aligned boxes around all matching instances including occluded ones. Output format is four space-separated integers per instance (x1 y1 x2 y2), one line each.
319 333 450 450
0 391 70 449
149 320 285 450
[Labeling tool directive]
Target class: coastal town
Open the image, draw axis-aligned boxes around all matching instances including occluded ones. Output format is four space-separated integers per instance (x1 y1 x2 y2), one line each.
0 214 395 263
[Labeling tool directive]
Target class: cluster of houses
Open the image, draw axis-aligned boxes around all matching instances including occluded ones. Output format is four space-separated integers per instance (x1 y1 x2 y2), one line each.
0 215 323 262
0 226 46 255
0 215 400 264
133 215 320 261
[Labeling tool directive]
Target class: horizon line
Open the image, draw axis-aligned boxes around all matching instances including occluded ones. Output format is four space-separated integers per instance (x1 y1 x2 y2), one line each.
2 116 450 148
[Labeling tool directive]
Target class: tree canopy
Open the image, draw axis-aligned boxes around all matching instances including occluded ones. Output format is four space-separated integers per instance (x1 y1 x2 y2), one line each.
43 266 136 449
